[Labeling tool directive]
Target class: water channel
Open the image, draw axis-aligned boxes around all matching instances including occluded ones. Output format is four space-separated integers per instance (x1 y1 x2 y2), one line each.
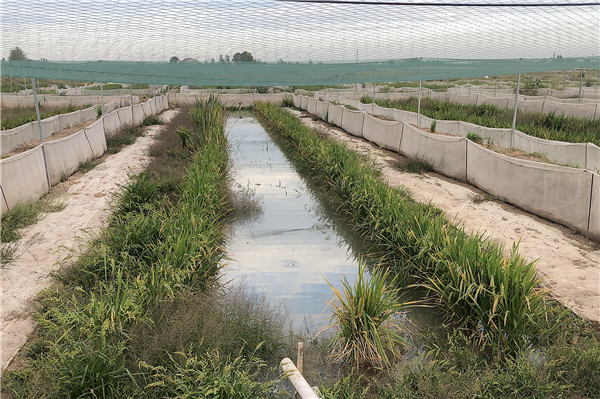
223 115 440 335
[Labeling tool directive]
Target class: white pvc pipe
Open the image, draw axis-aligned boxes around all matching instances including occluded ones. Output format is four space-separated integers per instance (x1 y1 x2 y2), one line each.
280 358 320 399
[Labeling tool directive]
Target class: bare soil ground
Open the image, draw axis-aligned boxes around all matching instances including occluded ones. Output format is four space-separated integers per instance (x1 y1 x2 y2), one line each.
291 109 600 325
0 110 179 373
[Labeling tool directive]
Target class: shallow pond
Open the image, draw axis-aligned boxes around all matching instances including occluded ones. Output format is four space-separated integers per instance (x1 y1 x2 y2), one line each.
223 115 441 335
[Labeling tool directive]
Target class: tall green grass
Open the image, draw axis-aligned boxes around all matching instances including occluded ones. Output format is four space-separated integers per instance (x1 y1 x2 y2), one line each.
254 101 546 353
371 97 600 146
2 96 270 398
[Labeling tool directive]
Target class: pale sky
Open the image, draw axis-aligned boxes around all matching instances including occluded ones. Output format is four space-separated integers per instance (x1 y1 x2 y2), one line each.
2 0 599 63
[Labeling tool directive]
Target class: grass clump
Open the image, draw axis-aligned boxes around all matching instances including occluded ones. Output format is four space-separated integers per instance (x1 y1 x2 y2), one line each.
398 157 433 174
141 115 164 126
105 125 143 153
359 95 373 104
323 262 409 369
281 95 294 108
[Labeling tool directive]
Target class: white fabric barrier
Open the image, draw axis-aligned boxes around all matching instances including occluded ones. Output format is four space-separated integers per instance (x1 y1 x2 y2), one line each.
293 94 302 108
450 93 479 106
103 110 122 138
117 107 133 126
0 147 49 213
44 130 95 185
39 116 61 140
315 99 329 120
150 98 157 115
340 107 364 137
307 98 318 115
142 101 153 117
466 141 593 234
542 102 598 119
300 95 308 110
132 104 145 126
85 120 107 157
327 104 344 127
588 173 600 241
362 114 403 151
400 123 467 181
58 110 84 130
518 100 544 114
513 131 587 167
345 97 598 171
588 144 600 171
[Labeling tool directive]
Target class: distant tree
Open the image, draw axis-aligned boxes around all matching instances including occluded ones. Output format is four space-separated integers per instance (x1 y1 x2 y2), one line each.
233 51 254 63
219 54 225 63
210 58 215 63
170 56 179 63
9 46 27 61
225 55 230 63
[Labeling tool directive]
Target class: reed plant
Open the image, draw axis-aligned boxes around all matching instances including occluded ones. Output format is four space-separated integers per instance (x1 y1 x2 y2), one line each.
253 101 546 353
323 262 409 369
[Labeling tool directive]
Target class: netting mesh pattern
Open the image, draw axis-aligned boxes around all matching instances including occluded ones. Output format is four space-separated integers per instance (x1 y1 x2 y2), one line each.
1 0 599 85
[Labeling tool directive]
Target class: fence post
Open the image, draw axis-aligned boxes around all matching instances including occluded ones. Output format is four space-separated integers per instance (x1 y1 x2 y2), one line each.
579 68 583 103
372 83 376 113
511 59 522 148
417 57 423 127
131 84 134 124
31 78 51 188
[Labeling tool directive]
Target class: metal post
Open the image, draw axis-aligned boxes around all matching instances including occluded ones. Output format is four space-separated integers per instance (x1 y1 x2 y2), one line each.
494 76 498 97
597 68 599 90
101 82 104 116
32 78 51 187
563 69 566 91
578 68 583 103
468 77 471 95
10 76 12 93
131 84 134 124
417 58 423 126
337 84 340 103
511 59 522 148
372 82 376 113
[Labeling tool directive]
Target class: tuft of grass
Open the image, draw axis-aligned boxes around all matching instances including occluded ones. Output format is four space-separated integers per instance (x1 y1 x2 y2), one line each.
323 262 410 369
1 200 65 243
141 115 164 126
466 132 484 144
1 104 93 131
78 159 102 174
106 125 143 153
398 157 433 174
430 120 437 133
359 95 373 104
281 95 294 108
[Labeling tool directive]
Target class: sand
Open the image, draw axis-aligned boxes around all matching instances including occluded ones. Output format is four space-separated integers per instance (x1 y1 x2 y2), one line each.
0 109 179 373
290 109 600 325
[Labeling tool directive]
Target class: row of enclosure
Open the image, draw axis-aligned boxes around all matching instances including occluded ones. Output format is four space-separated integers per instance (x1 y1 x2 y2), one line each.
0 95 169 214
332 90 600 119
1 102 124 155
294 94 600 242
331 96 600 171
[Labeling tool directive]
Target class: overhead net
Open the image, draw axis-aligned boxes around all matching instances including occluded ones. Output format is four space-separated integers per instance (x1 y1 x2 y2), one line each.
1 0 599 85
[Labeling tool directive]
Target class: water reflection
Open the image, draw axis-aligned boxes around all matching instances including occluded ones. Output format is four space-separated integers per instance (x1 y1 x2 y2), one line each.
224 116 361 329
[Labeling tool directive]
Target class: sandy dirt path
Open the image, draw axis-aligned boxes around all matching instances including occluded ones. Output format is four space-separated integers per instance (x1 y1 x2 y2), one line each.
0 109 179 373
291 109 600 324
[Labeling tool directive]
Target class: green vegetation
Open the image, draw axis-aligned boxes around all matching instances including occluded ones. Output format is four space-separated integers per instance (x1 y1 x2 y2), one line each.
254 101 544 352
2 97 288 398
140 115 163 126
1 104 93 131
369 96 600 146
397 157 433 174
324 262 408 369
254 102 600 397
1 200 65 265
105 124 144 153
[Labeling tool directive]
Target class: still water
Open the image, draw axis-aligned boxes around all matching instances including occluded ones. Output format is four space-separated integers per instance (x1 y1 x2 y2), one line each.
223 115 440 334
223 116 363 329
